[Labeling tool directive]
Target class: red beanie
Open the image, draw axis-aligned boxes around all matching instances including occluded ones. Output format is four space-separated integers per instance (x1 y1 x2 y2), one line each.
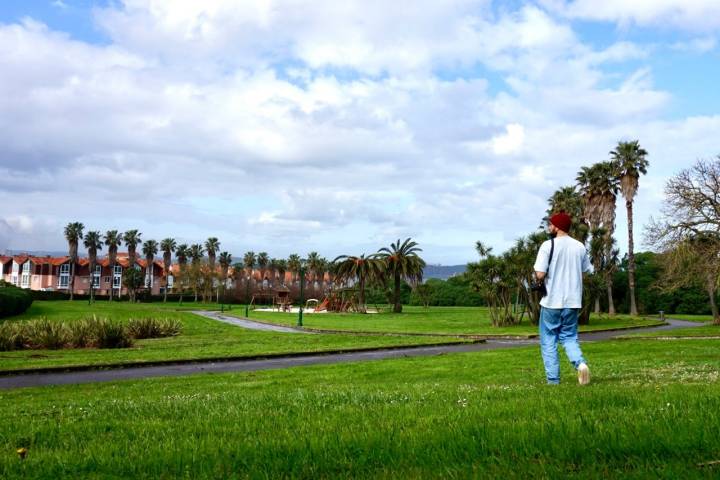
550 212 572 233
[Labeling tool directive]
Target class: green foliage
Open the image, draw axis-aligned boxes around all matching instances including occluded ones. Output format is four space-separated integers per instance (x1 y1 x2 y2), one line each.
94 318 133 349
0 282 33 318
127 317 182 339
408 277 483 307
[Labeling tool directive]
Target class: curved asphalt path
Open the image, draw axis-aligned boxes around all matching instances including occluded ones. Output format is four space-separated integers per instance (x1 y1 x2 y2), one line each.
0 318 705 390
192 310 315 333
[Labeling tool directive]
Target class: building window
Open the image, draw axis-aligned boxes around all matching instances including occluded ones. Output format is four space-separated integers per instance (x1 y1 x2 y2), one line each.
92 265 101 287
21 262 32 287
58 264 70 288
103 276 111 284
167 275 174 288
113 265 122 288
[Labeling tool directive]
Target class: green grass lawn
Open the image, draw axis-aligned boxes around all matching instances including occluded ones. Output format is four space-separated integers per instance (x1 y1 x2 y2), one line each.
240 305 662 336
1 338 719 478
624 323 720 338
0 302 468 372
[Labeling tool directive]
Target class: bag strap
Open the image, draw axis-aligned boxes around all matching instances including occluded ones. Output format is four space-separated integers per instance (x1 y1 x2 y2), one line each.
547 237 555 273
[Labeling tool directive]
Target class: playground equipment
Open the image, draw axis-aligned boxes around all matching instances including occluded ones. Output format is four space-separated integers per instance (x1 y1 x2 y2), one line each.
249 287 292 312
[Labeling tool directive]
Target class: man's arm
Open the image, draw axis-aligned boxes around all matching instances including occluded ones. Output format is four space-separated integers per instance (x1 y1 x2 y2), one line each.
533 241 550 281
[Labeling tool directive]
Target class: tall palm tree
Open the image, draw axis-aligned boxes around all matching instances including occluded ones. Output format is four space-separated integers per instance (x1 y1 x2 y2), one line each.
160 238 177 302
189 244 204 302
175 243 189 299
205 237 220 299
104 230 122 301
122 230 142 269
611 140 649 316
142 239 159 295
268 258 280 287
577 161 619 314
276 258 288 286
315 257 328 293
546 186 589 243
287 254 301 285
83 230 102 303
332 254 384 313
218 251 232 302
64 222 84 300
306 251 321 289
377 238 426 313
243 251 256 288
257 252 269 288
205 237 220 271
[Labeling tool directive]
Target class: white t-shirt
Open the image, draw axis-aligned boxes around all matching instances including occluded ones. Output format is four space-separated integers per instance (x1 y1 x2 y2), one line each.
533 235 593 309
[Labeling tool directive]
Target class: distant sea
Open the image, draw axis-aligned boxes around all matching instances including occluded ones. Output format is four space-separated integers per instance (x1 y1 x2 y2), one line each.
423 264 466 280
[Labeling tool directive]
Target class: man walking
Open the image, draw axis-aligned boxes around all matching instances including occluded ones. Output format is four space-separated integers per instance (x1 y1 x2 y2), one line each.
534 212 593 385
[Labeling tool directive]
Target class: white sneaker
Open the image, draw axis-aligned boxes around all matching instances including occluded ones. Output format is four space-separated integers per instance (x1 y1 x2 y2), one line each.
577 363 590 385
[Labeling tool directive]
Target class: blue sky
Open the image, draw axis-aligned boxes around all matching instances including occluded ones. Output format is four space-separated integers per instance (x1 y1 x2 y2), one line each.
1 0 719 264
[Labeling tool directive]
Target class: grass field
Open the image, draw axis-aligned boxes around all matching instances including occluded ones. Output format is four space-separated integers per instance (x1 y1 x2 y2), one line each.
1 338 719 478
241 305 662 336
0 302 469 372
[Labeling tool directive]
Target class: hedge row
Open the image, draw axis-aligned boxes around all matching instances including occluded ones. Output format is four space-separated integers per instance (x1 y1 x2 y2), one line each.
0 282 33 318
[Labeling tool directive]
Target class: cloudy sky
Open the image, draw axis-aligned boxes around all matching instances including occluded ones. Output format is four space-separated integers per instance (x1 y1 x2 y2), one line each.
1 0 719 264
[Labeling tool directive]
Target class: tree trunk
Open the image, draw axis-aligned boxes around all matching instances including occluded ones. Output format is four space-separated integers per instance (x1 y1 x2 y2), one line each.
594 296 600 314
358 276 366 313
708 283 720 325
626 200 638 315
69 261 75 301
393 271 402 313
606 279 616 315
164 274 168 303
109 262 114 302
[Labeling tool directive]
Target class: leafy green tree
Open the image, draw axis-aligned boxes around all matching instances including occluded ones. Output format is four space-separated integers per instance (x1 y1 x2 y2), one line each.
64 222 84 300
611 140 649 316
122 267 144 302
218 251 232 302
377 238 426 313
83 230 102 303
467 243 515 326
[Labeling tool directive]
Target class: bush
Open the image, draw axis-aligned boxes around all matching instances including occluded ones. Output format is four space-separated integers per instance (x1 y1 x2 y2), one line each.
0 282 33 318
95 318 133 349
25 317 66 349
67 317 97 348
0 322 28 351
127 317 182 339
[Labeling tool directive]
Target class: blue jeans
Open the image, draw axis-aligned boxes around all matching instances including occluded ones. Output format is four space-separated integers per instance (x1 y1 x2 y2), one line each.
539 307 586 384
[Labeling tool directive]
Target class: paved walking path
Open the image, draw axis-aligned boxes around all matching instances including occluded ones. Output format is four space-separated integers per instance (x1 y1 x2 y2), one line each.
0 318 706 390
192 310 314 333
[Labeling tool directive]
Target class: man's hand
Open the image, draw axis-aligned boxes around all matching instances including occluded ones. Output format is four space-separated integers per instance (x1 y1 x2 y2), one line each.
535 271 546 281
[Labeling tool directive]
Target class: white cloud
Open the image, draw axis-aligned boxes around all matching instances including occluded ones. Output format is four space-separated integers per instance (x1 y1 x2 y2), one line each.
543 0 720 31
0 2 718 262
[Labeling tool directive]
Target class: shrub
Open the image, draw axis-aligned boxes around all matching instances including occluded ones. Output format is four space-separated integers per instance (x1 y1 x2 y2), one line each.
95 318 133 349
0 282 33 318
0 322 28 351
127 317 182 339
25 318 66 350
67 317 98 348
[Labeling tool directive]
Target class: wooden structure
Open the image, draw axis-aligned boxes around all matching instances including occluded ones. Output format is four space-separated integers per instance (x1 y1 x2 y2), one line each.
249 287 291 312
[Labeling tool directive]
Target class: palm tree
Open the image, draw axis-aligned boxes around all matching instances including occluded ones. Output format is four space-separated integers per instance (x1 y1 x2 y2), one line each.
377 238 427 313
546 186 589 243
257 252 269 288
122 230 142 269
104 230 122 301
218 251 232 302
268 258 280 287
205 237 220 270
189 244 204 302
307 251 321 289
204 237 220 299
276 259 288 286
160 238 177 302
315 257 328 293
64 222 84 300
287 254 301 285
611 140 649 316
175 243 189 300
142 240 159 296
243 251 256 289
83 230 102 303
332 254 384 313
577 162 619 314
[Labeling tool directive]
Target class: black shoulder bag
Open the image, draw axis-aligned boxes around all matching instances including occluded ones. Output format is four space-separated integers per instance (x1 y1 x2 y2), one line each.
531 238 554 298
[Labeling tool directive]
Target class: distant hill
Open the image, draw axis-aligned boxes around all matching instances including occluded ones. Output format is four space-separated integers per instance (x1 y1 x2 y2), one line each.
423 264 466 280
